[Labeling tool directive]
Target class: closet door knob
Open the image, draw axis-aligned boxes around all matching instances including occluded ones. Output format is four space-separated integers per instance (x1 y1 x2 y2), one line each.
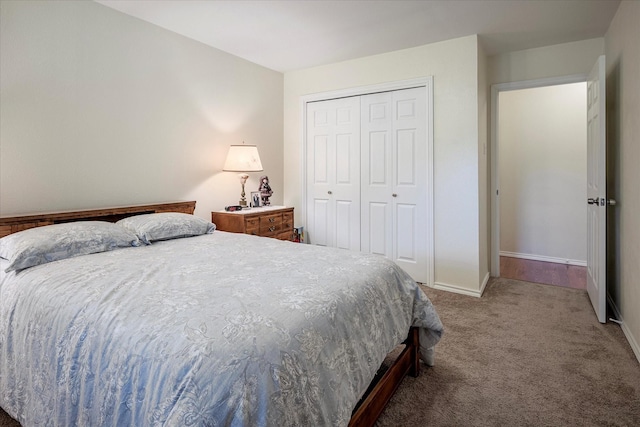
392 193 397 197
328 191 333 195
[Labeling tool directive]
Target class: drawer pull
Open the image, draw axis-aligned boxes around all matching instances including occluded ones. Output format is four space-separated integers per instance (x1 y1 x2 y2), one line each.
269 226 276 232
269 217 276 223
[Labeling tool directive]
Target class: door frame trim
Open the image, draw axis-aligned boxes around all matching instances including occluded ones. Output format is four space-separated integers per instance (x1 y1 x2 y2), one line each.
490 74 587 277
300 77 435 286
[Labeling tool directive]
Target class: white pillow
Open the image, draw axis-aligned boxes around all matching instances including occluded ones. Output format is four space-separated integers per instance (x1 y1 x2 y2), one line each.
116 212 215 245
0 221 140 272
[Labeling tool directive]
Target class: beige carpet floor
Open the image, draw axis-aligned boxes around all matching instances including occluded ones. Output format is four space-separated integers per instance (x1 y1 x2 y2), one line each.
2 277 639 426
377 278 640 426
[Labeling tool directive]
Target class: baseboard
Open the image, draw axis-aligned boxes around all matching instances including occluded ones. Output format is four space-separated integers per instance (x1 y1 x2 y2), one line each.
500 251 587 267
479 272 490 296
607 293 640 364
431 281 483 298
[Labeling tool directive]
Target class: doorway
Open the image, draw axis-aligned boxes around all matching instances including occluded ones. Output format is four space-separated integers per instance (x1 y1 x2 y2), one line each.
491 76 588 289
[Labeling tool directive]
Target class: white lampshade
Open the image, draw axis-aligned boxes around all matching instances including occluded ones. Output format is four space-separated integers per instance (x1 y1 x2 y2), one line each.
223 145 263 172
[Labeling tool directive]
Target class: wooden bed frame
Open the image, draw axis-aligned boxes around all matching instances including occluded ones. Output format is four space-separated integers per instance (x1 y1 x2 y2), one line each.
0 201 420 427
0 201 196 238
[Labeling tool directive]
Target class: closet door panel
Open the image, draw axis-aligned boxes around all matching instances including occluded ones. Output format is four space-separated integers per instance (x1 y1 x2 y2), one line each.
312 136 329 183
391 88 427 281
396 203 417 262
361 92 393 257
368 202 390 257
336 200 354 250
335 134 353 184
368 132 388 185
333 98 361 252
396 129 417 186
306 97 360 250
312 199 330 246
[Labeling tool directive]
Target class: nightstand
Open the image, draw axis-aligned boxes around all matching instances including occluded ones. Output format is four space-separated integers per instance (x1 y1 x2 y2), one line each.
211 206 294 241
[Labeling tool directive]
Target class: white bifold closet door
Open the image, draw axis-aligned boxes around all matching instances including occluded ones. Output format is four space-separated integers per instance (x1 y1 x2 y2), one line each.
306 96 361 251
306 87 428 282
361 88 427 281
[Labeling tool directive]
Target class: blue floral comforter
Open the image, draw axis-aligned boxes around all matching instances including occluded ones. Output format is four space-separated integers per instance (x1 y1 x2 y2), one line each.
0 232 442 426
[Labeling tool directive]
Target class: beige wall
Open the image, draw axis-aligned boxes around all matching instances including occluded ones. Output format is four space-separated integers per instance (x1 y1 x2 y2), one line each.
489 38 605 84
499 84 587 263
477 39 490 288
605 0 640 361
284 35 483 294
0 0 284 220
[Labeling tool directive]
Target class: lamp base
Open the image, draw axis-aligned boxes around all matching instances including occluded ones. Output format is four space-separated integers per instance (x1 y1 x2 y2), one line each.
238 173 249 207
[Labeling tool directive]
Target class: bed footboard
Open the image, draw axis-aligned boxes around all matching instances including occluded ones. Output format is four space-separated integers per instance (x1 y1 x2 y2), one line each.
349 326 420 427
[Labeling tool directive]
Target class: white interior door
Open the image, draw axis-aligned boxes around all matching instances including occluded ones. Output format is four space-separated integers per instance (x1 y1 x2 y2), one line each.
586 55 607 323
306 97 361 250
361 88 428 282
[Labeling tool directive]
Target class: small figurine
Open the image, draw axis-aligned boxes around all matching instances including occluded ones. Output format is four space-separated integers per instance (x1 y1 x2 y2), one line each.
259 175 272 206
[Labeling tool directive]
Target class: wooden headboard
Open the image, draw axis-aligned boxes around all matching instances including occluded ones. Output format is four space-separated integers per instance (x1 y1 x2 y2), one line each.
0 201 196 238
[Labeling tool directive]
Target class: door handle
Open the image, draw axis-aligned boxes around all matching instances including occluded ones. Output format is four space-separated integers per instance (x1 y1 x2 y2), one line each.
587 198 600 206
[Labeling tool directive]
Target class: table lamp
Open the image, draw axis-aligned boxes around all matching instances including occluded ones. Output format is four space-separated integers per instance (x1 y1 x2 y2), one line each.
223 143 263 207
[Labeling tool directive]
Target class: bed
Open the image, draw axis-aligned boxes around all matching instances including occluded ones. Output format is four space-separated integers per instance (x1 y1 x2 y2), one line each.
0 201 443 426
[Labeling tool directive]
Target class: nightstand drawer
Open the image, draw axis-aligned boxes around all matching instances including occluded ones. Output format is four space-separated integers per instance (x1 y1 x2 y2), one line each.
245 217 260 234
259 213 282 236
283 212 293 230
246 225 260 236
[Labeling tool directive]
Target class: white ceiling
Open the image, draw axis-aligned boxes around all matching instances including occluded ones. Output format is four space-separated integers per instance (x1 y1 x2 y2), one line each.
95 0 621 73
